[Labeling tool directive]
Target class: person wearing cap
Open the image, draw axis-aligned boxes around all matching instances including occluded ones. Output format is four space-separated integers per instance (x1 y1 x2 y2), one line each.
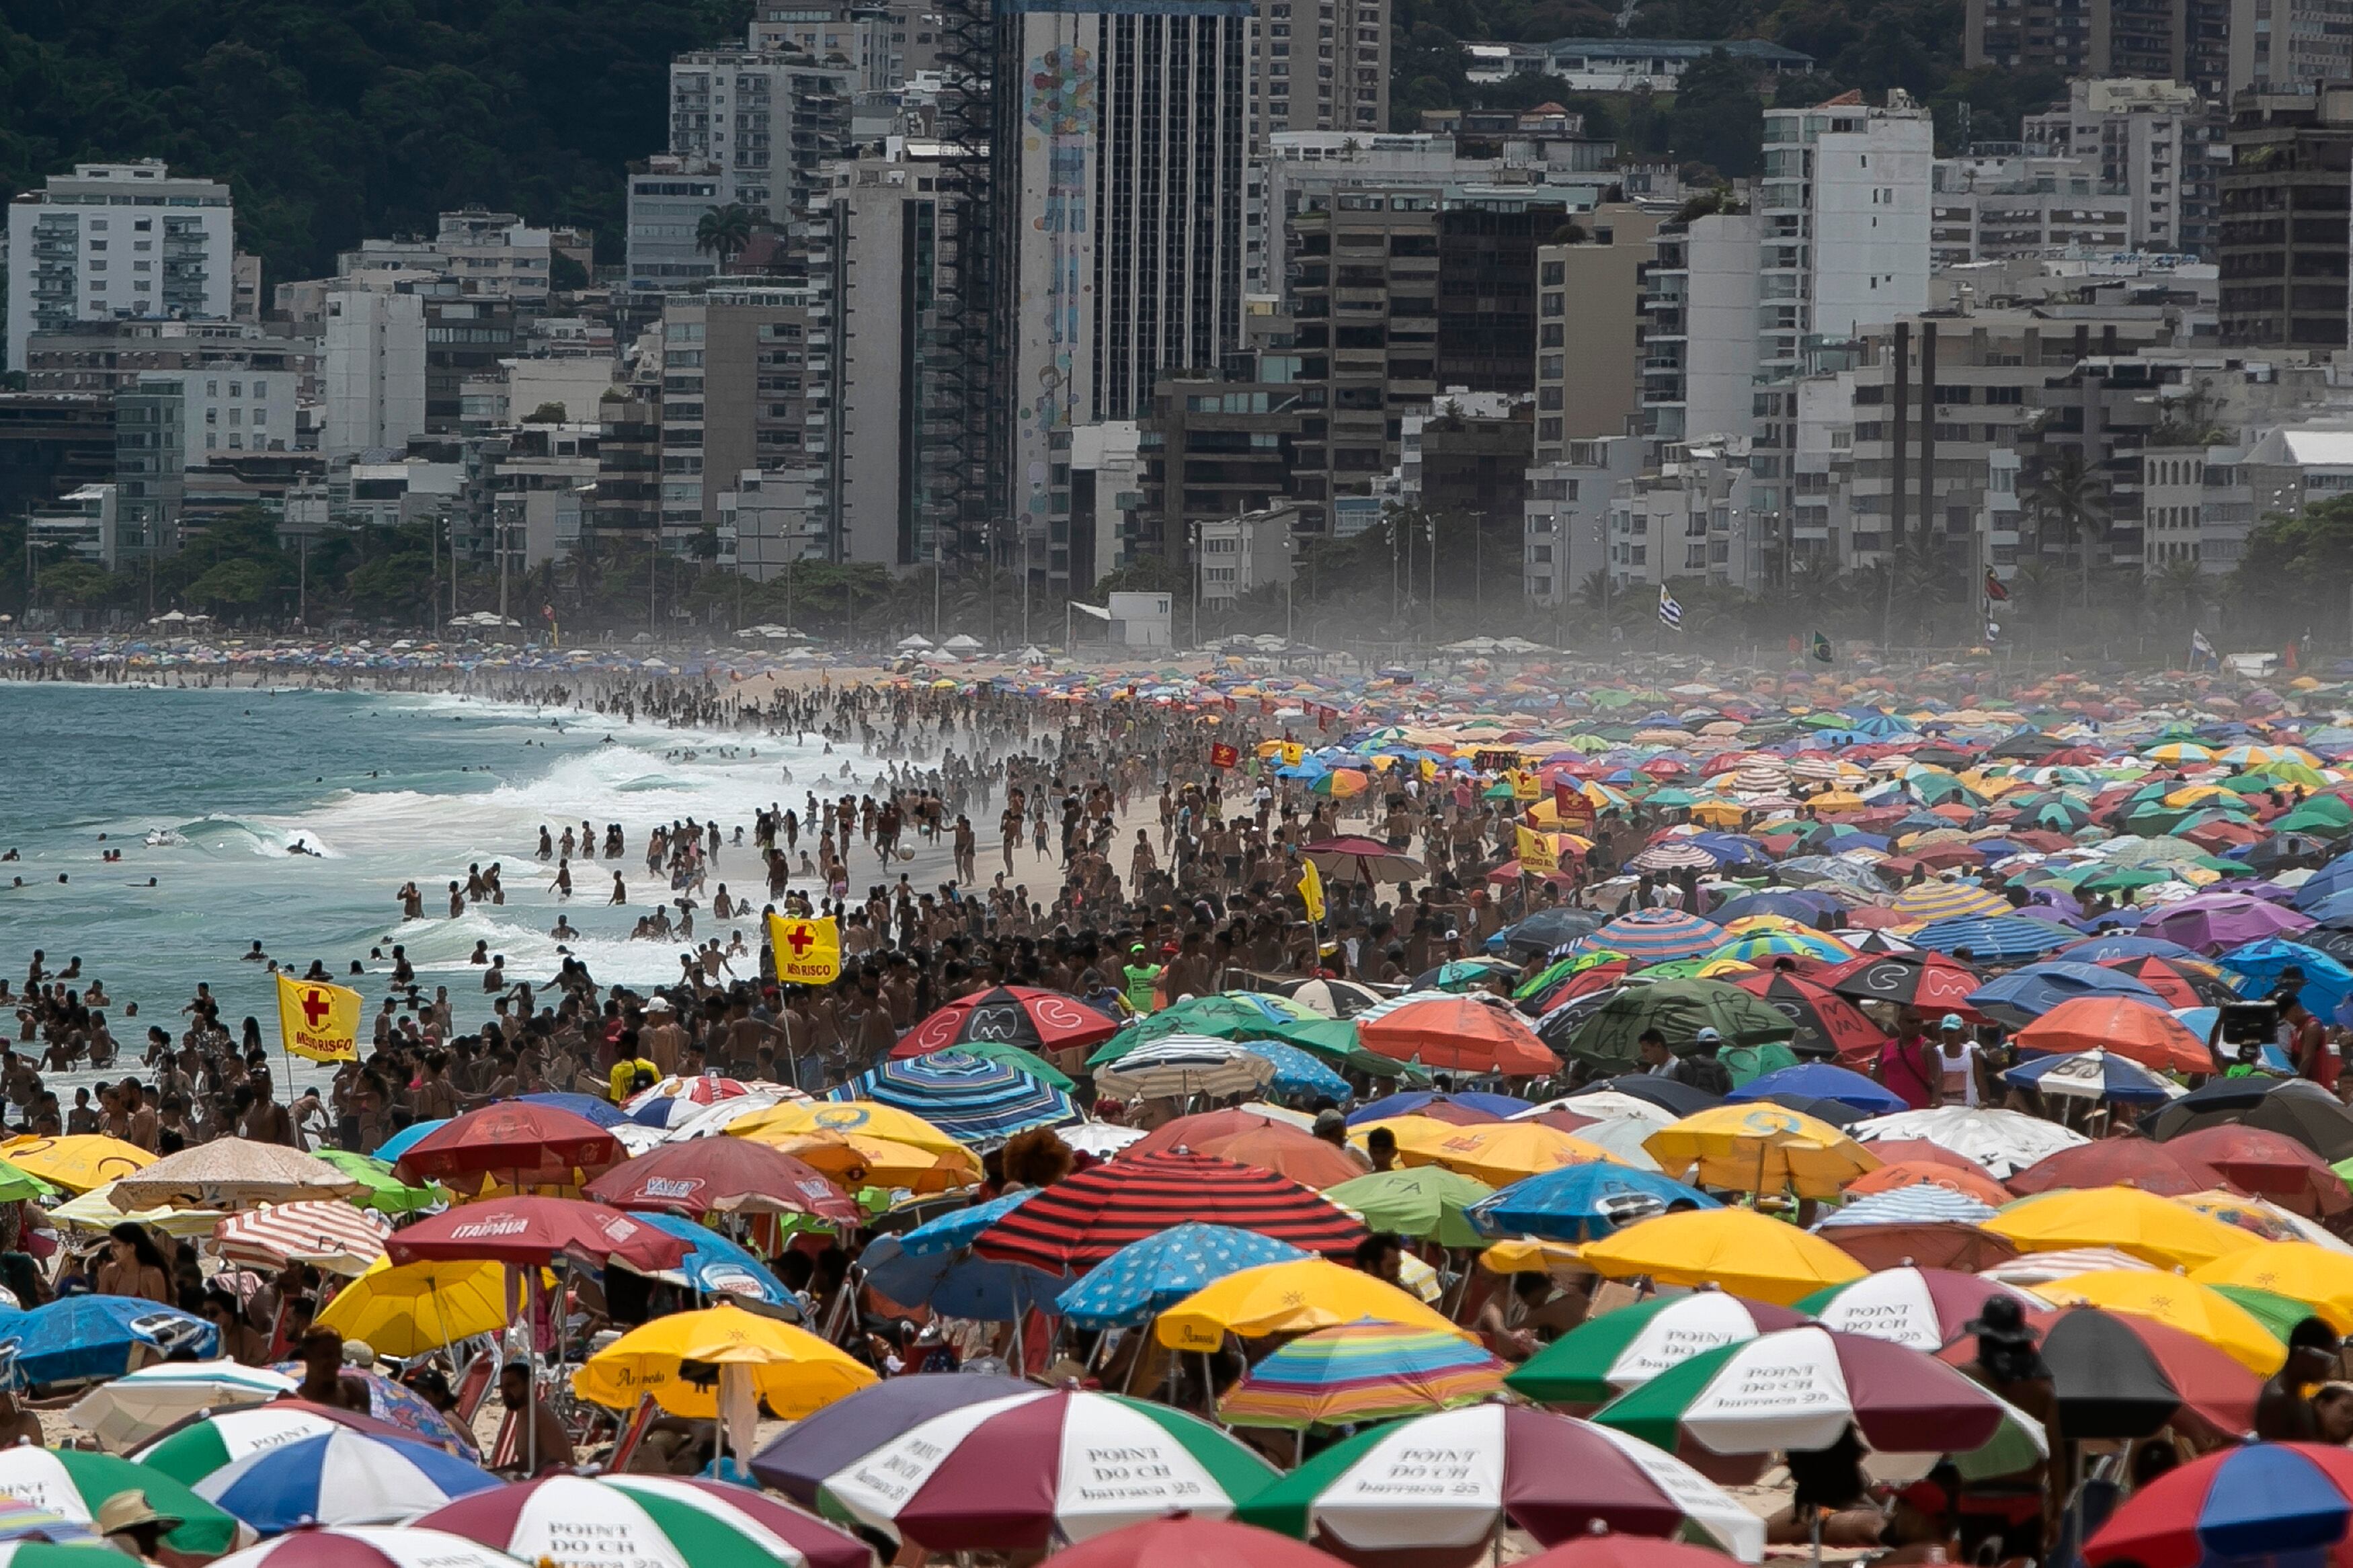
1313 1108 1372 1173
1120 944 1162 1015
1671 1027 1734 1096
1931 1014 1989 1108
95 1490 180 1562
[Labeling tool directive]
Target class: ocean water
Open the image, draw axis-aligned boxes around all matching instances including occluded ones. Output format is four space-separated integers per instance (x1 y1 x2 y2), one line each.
0 683 895 1095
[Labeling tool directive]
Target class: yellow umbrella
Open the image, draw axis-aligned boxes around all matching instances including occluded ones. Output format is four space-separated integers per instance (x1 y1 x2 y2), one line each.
1 1134 154 1194
725 1100 966 1158
575 1300 875 1419
745 1130 980 1194
2037 1269 2286 1374
1721 915 1811 936
1644 1104 1879 1199
318 1256 520 1358
1157 1259 1468 1351
1810 790 1869 812
1574 1208 1865 1306
48 1181 221 1237
2193 1242 2353 1335
1687 799 1747 826
1985 1188 2264 1272
1393 1122 1622 1187
1479 1239 1585 1274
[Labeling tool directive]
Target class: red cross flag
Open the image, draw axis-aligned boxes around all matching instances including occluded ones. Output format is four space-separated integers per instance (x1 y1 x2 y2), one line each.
767 912 844 985
277 974 362 1063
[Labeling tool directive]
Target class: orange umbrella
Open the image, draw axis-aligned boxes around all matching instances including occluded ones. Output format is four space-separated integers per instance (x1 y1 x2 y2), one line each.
1844 1159 2013 1208
2013 997 2217 1073
1198 1125 1367 1190
1357 997 1558 1076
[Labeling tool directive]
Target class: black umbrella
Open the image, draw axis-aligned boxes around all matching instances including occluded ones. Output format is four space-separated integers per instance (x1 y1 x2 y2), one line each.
1595 1073 1723 1117
1761 1091 1865 1128
2147 1075 2353 1162
1499 907 1607 957
2031 1307 2254 1442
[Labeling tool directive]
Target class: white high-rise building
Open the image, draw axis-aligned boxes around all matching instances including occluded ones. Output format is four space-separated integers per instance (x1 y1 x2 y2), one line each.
668 50 856 227
323 290 429 458
6 161 236 373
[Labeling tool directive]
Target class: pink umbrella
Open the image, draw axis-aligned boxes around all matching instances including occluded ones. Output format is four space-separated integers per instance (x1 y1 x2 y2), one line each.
2140 894 2313 954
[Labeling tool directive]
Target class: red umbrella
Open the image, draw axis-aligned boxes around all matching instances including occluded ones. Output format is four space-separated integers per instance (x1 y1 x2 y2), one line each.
582 1137 861 1222
971 1151 1365 1272
2165 1125 2353 1218
1729 972 1890 1065
1825 1221 2020 1273
1357 997 1558 1076
2013 997 2217 1073
1198 1125 1367 1190
385 1196 689 1271
391 1102 623 1188
1820 952 1987 1019
1860 1139 2007 1184
893 986 1121 1058
1517 1536 1761 1568
1302 836 1427 885
2096 956 2235 1009
1045 1515 1339 1568
1123 1108 1299 1161
1845 1159 2012 1207
2007 1141 2232 1200
1938 1307 2258 1444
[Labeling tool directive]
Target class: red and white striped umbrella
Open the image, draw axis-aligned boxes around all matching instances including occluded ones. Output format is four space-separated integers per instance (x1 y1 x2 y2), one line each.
204 1528 516 1568
214 1200 391 1275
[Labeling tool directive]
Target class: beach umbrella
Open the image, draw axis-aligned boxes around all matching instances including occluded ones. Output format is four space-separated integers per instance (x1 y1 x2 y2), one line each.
894 985 1122 1056
2083 1442 2353 1568
101 1143 360 1213
311 1151 444 1214
1094 995 1326 1063
1234 1404 1763 1561
1120 1108 1312 1160
1031 1516 1339 1568
2061 933 2206 962
1384 1120 1622 1186
2220 938 2353 1019
1794 1268 2044 1351
1965 962 2169 1030
1096 1036 1279 1100
315 1257 515 1357
1823 1219 2020 1272
1356 997 1557 1075
517 1091 630 1128
1558 980 1797 1073
1053 1223 1310 1328
2143 893 2315 952
2001 1049 2182 1106
830 1050 1078 1146
1595 1325 2042 1479
1575 1208 1864 1305
750 1372 1035 1506
420 1474 869 1568
2168 1126 2353 1217
1344 1090 1529 1126
574 1301 876 1419
2194 1242 2353 1334
1302 836 1428 886
1591 909 1725 964
0 1135 153 1194
368 1122 447 1165
1909 914 2072 961
1322 1168 1494 1247
0 1447 243 1557
1939 1306 2260 1441
861 1230 1061 1322
192 1428 498 1534
1193 1124 1363 1189
197 1528 517 1568
583 1137 859 1222
1987 1187 2264 1270
1218 1321 1507 1430
1888 882 2011 923
813 1387 1280 1549
386 1196 689 1272
1645 1104 1879 1198
1156 1258 1464 1349
212 1200 389 1276
1728 973 1889 1063
390 1102 625 1188
1851 1106 2091 1178
1505 1292 1809 1404
130 1401 436 1485
723 1100 967 1159
2099 955 2237 1008
972 1151 1364 1272
1468 1164 1717 1241
2013 997 2217 1073
2151 1077 2353 1161
65 1360 296 1451
1229 1043 1354 1103
1817 1185 2001 1228
2 1296 214 1384
2036 1270 2286 1373
2008 1141 2231 1198
746 1129 982 1192
1821 951 1987 1016
251 1367 466 1450
1497 908 1609 956
1844 1157 2013 1206
1726 1062 1907 1115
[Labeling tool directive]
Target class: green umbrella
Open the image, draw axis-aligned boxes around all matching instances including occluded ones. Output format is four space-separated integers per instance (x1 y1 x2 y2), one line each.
942 1040 1076 1090
1718 1042 1800 1087
2206 1283 2313 1345
0 1158 57 1204
313 1150 446 1214
1560 979 1798 1073
1089 992 1324 1064
1324 1167 1494 1248
1265 1018 1427 1081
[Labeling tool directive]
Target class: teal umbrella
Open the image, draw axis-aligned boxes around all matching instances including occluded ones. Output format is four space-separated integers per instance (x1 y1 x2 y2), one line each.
1556 979 1797 1074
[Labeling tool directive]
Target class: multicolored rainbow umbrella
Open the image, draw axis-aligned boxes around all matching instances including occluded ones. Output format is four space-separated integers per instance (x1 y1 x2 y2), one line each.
2085 1441 2353 1568
1216 1319 1507 1430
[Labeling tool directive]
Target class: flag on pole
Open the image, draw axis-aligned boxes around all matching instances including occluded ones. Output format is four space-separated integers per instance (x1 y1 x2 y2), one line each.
1658 585 1683 628
1298 858 1326 924
1811 631 1834 664
1983 569 2009 602
1515 826 1560 876
277 975 361 1063
2192 628 2216 666
766 913 843 985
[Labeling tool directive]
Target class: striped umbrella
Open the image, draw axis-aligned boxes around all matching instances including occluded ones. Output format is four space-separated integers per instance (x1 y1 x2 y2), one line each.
1888 882 2011 923
1094 1037 1277 1101
1815 1186 2001 1229
196 1530 516 1568
214 1200 391 1276
1705 930 1856 965
420 1474 869 1568
66 1361 296 1450
1796 1268 2048 1351
192 1428 497 1534
1218 1320 1506 1430
830 1050 1076 1147
1593 909 1724 964
1055 1224 1310 1328
972 1151 1365 1272
1628 842 1718 873
1506 1292 1810 1405
1910 915 2073 960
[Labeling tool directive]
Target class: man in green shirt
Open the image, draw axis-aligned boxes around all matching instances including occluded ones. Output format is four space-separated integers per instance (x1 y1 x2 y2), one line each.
1121 944 1163 1014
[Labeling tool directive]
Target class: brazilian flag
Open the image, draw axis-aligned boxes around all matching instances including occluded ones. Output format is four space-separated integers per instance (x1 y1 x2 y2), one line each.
1811 632 1834 664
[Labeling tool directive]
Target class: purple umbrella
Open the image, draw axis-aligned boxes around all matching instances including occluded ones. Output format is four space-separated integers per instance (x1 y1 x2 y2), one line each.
749 1371 1031 1506
2141 893 2315 954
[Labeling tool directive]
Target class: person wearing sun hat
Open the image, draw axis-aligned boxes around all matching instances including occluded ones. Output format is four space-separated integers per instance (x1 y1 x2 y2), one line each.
95 1490 180 1563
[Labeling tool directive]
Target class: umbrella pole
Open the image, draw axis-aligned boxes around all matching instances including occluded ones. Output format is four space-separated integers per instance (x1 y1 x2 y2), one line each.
525 1265 541 1477
1808 1508 1823 1568
1121 1316 1151 1394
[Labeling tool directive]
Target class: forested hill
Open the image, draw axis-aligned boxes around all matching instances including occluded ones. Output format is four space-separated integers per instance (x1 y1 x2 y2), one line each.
0 0 748 280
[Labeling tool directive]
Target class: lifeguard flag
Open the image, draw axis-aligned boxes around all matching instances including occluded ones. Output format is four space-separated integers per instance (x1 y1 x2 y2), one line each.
278 975 361 1063
1516 826 1559 876
1281 741 1306 767
768 913 844 985
1298 858 1327 923
1983 569 2009 603
1209 742 1240 770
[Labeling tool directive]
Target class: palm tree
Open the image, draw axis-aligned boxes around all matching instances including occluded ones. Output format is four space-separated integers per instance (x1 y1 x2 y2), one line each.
2021 448 2110 610
694 205 756 270
2149 556 2212 632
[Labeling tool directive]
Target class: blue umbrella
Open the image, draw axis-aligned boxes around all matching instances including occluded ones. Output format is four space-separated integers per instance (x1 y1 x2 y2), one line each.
2057 933 2203 962
0 1296 214 1385
1706 891 1843 926
2001 1050 2181 1107
861 1233 1064 1321
1814 1186 1998 1229
2219 938 2353 1020
369 1120 446 1163
1236 1040 1352 1101
1468 1165 1720 1243
517 1091 628 1128
192 1427 497 1534
2295 860 2353 909
630 1212 797 1309
1344 1089 1533 1126
1053 1223 1308 1328
897 1189 1038 1257
1909 915 2072 961
1726 1063 1907 1116
1964 961 2167 1030
832 1050 1078 1148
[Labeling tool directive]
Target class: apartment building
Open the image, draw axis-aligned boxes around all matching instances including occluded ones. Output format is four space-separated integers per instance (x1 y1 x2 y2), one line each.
6 161 237 373
1531 206 1661 460
668 50 856 231
1253 0 1387 137
2217 87 2353 348
2022 78 2223 256
657 284 816 545
1965 0 2229 98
